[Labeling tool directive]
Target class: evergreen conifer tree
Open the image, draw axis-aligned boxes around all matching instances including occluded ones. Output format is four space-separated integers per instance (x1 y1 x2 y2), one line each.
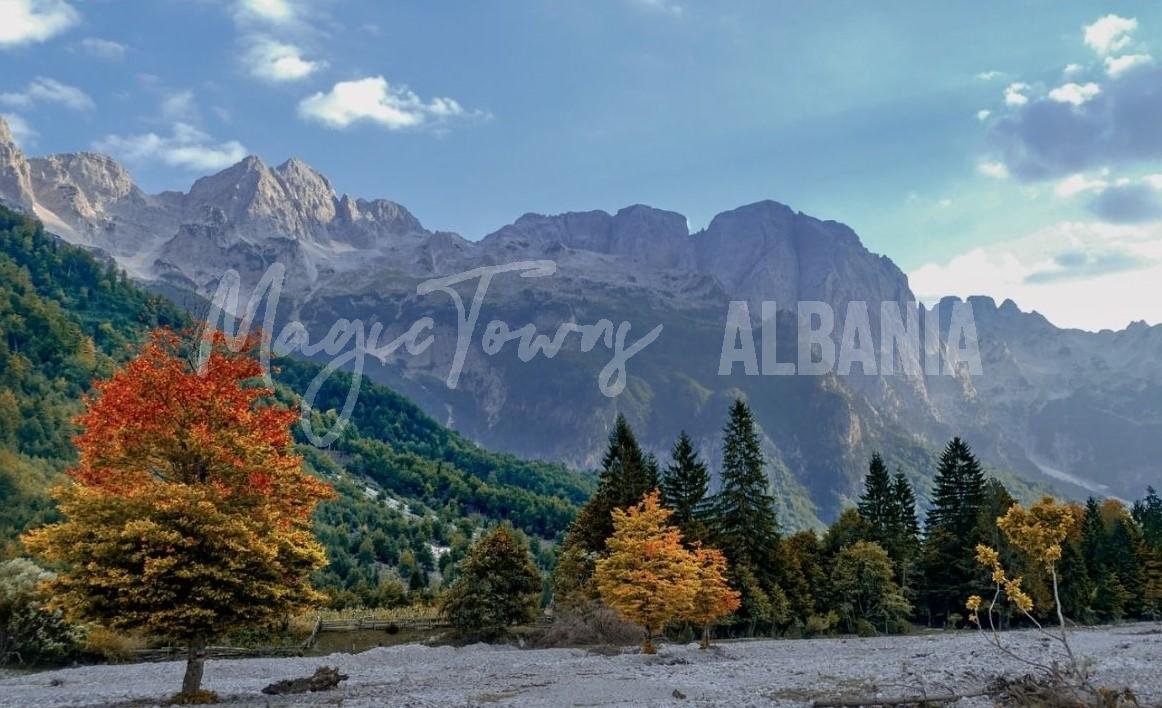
888 472 921 591
857 453 893 543
919 437 987 624
707 399 782 628
553 414 658 601
441 524 542 640
661 431 710 543
925 437 986 536
1133 487 1162 548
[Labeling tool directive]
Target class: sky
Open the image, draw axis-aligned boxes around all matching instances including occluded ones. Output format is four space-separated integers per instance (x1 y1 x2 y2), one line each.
2 0 1162 331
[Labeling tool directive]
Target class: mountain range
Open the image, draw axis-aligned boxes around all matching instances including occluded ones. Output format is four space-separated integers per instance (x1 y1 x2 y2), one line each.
3 115 1159 528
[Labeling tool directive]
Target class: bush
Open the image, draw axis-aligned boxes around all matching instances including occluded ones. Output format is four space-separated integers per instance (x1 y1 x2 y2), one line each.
855 619 877 637
531 601 642 648
805 611 839 637
82 626 145 663
441 524 541 641
0 558 83 665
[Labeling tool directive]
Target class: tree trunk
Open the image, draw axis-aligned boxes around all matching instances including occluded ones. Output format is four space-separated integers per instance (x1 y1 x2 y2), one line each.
699 623 710 650
182 635 207 695
641 626 656 655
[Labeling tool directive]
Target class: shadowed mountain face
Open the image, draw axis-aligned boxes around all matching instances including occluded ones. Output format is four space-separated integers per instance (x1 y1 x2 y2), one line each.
3 115 1159 526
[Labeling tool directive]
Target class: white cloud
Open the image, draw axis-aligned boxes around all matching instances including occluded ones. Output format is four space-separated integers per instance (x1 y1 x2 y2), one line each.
298 76 481 130
1083 15 1138 56
977 160 1010 179
234 0 295 25
910 220 1162 330
1104 53 1153 78
0 76 93 111
0 0 79 48
1003 82 1029 106
0 112 36 146
160 90 196 121
630 0 684 17
1063 63 1084 76
1055 172 1108 197
93 123 248 171
77 36 126 60
976 109 991 121
1047 81 1101 106
975 70 1004 81
244 37 322 82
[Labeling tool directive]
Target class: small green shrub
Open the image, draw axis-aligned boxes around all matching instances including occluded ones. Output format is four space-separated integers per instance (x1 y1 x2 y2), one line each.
0 558 83 665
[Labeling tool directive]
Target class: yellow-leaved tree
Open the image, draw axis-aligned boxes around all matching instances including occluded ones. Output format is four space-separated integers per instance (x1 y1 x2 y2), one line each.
682 545 740 649
594 491 700 653
24 330 334 702
966 496 1087 694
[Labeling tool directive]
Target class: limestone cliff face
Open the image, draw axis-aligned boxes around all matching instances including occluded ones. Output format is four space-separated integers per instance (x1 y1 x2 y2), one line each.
0 118 36 214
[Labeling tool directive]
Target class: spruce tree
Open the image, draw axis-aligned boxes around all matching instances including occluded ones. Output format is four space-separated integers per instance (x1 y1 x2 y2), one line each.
553 414 658 601
569 414 656 555
858 453 894 545
888 472 921 591
1133 487 1162 549
919 437 987 625
925 437 986 536
708 399 781 626
661 431 710 543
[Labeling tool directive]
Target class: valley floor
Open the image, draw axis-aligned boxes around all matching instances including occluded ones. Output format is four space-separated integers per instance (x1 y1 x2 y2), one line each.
1 623 1160 707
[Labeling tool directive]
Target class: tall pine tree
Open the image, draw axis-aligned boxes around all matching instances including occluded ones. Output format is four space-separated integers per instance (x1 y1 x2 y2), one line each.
889 472 921 592
925 437 986 536
553 414 658 602
919 437 987 625
708 399 783 628
661 431 710 544
857 453 893 544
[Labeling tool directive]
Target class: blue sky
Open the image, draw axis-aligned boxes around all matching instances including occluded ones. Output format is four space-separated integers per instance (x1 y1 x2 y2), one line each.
2 0 1162 330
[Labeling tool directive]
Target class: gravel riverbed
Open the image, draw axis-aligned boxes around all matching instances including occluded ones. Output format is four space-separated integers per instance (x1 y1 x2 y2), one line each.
1 623 1159 707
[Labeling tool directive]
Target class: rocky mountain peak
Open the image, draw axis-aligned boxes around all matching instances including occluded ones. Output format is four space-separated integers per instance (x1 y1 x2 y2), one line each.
0 115 35 212
29 152 140 203
0 116 15 149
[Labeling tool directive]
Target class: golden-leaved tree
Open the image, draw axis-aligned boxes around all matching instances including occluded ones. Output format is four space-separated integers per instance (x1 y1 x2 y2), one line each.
594 491 736 653
683 545 740 649
24 330 333 701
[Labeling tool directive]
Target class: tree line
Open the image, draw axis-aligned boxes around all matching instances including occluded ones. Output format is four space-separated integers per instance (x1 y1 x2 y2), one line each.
551 403 1162 640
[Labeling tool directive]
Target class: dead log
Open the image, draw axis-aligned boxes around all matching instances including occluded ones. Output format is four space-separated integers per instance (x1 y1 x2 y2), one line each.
261 666 349 695
811 689 989 707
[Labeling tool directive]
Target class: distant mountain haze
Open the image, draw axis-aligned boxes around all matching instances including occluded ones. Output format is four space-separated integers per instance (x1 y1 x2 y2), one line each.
3 115 1159 528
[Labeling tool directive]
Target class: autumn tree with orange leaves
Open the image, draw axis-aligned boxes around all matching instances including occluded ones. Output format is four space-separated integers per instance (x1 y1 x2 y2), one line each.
683 545 741 649
24 329 333 702
595 491 737 653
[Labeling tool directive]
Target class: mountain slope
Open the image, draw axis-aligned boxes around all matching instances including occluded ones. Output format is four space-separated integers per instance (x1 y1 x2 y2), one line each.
0 204 592 601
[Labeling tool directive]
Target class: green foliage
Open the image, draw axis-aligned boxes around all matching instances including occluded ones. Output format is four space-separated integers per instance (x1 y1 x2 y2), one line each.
441 524 542 639
857 453 893 535
0 206 185 550
829 541 911 635
274 358 592 539
1133 487 1162 548
660 431 710 544
707 399 782 626
0 558 82 665
920 437 988 623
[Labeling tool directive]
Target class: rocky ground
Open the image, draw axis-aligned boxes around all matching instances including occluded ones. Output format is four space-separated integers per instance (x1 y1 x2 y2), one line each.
1 623 1159 707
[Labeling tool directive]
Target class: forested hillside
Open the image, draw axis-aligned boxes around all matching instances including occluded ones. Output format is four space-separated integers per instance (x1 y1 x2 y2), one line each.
0 205 592 605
